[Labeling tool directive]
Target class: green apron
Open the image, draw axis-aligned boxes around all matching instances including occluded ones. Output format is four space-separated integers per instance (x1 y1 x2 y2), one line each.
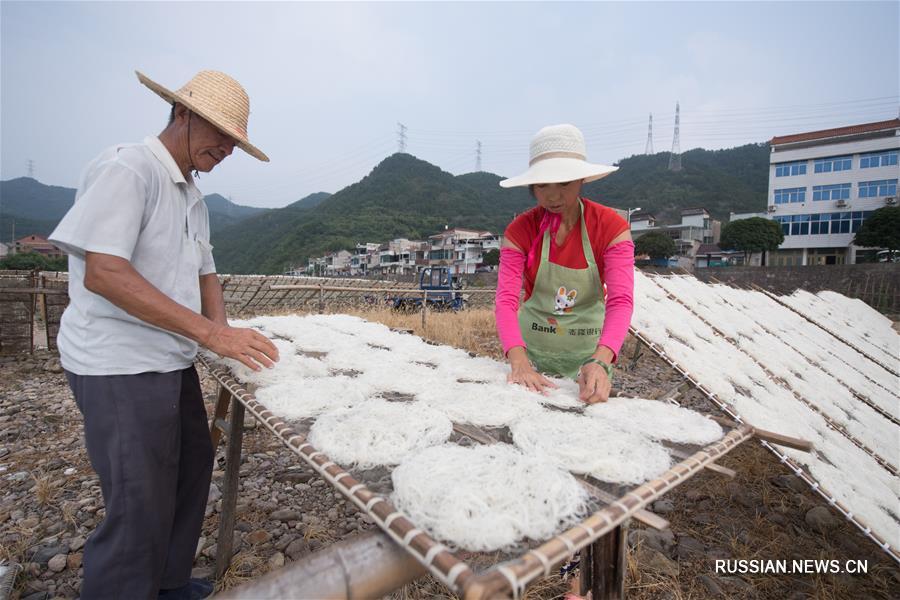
519 200 605 380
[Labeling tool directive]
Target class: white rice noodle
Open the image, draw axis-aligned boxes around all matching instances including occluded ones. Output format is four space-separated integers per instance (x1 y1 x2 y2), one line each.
253 377 371 420
212 338 330 386
354 358 446 397
511 410 672 485
708 282 897 413
391 444 590 551
586 397 724 445
780 289 899 366
418 382 544 427
648 275 898 468
632 271 900 549
308 399 452 469
434 353 510 386
539 379 585 409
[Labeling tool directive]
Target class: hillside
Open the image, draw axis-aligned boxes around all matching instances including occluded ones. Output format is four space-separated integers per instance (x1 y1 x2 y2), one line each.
0 177 271 242
212 145 769 274
204 193 268 231
586 144 770 222
2 143 771 271
289 191 331 210
210 155 533 274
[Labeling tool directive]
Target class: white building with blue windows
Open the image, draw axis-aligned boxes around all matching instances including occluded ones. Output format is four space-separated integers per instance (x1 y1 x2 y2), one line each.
766 119 899 265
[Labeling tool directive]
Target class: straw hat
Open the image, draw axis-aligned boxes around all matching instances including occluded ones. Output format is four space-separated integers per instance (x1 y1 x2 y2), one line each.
136 69 268 162
499 124 616 188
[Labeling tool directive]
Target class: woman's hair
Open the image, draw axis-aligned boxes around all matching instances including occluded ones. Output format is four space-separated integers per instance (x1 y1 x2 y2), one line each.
528 180 583 198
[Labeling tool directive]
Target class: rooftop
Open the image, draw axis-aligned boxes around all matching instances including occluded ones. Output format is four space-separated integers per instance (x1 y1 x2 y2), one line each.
770 118 900 146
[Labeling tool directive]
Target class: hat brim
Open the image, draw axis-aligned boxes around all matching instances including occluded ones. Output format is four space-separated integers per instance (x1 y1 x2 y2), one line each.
499 158 617 188
136 71 269 162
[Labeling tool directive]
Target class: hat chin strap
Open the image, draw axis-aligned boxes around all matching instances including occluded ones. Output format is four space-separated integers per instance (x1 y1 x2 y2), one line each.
185 109 199 178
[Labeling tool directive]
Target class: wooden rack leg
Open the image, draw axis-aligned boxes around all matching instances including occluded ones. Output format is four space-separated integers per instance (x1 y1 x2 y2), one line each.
590 522 627 600
215 395 245 580
40 275 49 349
580 539 593 596
210 385 232 449
626 337 644 372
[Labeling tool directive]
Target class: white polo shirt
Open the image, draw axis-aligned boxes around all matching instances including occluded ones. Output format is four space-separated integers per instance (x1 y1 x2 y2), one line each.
49 136 217 375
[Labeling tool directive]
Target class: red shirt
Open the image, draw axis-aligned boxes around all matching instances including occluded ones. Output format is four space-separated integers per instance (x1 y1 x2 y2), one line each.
504 198 628 301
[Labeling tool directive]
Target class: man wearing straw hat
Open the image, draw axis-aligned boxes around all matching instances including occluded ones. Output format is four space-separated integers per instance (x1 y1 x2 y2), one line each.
49 70 279 600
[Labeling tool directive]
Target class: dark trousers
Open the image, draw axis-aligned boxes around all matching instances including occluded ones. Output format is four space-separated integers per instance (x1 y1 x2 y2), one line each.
66 366 214 600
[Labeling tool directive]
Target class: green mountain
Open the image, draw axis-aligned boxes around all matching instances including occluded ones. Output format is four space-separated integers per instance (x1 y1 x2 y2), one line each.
586 144 770 222
210 154 533 274
208 191 334 274
0 177 270 243
289 191 331 210
2 142 772 272
212 145 770 274
203 193 268 231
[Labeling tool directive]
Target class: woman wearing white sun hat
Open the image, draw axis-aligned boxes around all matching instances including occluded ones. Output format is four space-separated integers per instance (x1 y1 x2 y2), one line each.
495 124 635 404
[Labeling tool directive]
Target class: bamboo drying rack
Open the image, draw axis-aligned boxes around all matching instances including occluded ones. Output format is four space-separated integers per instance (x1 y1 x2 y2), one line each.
200 353 766 598
627 320 899 564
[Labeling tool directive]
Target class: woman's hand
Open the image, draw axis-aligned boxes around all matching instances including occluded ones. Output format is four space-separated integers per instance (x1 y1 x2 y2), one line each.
507 347 558 394
578 345 615 404
577 362 611 404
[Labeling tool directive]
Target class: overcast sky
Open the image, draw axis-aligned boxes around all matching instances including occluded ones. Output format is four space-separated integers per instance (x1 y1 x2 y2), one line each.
2 1 897 208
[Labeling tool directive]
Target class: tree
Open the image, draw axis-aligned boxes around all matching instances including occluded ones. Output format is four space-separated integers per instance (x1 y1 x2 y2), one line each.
481 248 500 267
634 231 677 260
853 207 900 261
0 251 67 271
719 217 784 265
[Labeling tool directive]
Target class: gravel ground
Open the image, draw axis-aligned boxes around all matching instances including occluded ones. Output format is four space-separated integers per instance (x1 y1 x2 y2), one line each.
1 330 898 599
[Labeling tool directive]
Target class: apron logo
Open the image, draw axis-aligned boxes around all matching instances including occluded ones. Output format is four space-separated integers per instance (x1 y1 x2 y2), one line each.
553 286 577 315
545 317 566 336
532 319 599 338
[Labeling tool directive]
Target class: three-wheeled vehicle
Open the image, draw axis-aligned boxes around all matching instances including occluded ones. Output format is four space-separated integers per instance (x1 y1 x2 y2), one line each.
391 266 466 311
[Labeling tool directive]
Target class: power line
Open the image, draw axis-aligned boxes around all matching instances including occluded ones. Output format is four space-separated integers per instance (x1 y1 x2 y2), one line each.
203 95 897 205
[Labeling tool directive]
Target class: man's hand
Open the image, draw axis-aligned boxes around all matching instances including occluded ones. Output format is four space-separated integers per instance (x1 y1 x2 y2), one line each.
577 362 611 404
506 346 558 394
203 323 279 371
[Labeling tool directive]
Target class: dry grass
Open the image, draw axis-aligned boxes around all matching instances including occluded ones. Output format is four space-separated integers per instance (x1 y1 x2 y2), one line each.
59 501 79 529
214 548 265 592
0 523 39 598
387 560 569 600
301 522 333 545
0 529 28 564
341 307 504 359
30 470 57 507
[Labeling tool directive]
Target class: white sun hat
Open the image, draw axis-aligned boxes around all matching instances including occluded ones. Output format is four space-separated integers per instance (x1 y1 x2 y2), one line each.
136 69 268 162
499 124 617 188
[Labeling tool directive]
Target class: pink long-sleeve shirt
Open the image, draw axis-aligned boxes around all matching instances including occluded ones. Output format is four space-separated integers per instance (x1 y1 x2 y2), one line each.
495 215 635 361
